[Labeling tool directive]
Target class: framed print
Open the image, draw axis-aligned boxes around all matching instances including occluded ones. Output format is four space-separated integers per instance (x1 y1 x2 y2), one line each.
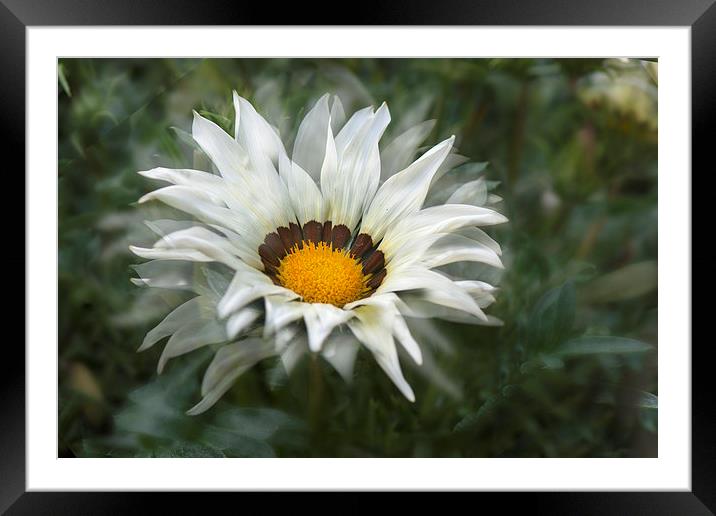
7 0 711 513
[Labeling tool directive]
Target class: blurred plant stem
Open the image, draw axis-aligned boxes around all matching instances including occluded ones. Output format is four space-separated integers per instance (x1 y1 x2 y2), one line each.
308 355 324 449
576 216 607 259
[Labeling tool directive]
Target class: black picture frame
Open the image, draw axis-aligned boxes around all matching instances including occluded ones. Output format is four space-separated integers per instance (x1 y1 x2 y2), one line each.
6 0 710 513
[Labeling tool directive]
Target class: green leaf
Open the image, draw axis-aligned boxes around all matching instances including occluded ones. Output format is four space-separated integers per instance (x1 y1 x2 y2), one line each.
557 336 653 356
528 281 576 351
114 355 208 442
149 442 225 458
581 261 657 303
80 435 143 458
213 407 304 441
200 426 275 458
453 397 500 432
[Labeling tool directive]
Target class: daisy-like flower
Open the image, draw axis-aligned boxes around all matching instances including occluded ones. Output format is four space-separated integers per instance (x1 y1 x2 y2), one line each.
130 92 507 414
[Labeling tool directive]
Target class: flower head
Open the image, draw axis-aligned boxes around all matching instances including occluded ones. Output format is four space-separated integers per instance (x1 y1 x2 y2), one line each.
131 92 507 414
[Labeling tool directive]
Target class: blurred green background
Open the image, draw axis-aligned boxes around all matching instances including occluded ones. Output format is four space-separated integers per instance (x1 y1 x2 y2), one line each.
58 58 657 458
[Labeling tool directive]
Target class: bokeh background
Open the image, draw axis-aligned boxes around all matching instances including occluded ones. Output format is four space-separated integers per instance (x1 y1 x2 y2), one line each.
59 58 657 458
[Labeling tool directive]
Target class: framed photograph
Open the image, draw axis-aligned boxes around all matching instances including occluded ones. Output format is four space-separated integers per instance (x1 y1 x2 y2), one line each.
9 0 709 512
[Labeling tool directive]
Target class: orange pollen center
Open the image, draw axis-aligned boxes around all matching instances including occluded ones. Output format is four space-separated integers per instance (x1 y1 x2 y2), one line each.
276 241 369 307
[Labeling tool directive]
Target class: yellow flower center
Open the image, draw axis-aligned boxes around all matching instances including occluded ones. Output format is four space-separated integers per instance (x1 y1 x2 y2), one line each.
277 241 369 307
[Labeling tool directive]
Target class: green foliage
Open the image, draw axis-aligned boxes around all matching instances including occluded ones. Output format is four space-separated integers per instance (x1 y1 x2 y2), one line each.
528 281 577 352
59 57 657 457
80 352 306 457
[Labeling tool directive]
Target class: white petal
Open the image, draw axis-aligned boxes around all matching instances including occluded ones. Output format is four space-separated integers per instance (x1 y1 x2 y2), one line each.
419 285 488 321
138 184 257 241
218 271 297 319
446 177 488 206
303 304 355 352
403 316 455 353
380 120 436 181
199 339 271 397
264 296 307 336
194 267 233 302
129 245 213 263
292 94 330 181
280 337 308 375
188 371 240 416
333 106 373 155
402 203 507 234
138 296 204 352
130 259 195 291
348 307 415 401
348 305 415 402
344 293 422 365
455 280 497 294
188 338 274 415
431 152 471 185
319 122 338 212
397 294 498 326
456 226 502 256
361 136 454 242
274 325 300 354
321 333 359 382
144 219 198 238
232 91 285 168
152 226 246 270
208 225 262 270
278 153 324 226
378 267 487 321
192 110 248 183
229 94 296 227
140 167 282 237
158 318 226 373
488 193 503 205
226 307 262 339
440 260 504 287
454 280 498 309
325 103 390 230
329 95 346 134
233 94 296 226
381 204 508 258
139 167 228 203
392 314 423 365
422 233 504 270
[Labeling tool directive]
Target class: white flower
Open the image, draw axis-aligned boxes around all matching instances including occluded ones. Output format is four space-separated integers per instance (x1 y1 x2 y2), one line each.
130 92 507 414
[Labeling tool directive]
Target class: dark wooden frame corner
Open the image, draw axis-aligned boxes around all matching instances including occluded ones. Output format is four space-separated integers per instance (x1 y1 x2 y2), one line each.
5 0 710 513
